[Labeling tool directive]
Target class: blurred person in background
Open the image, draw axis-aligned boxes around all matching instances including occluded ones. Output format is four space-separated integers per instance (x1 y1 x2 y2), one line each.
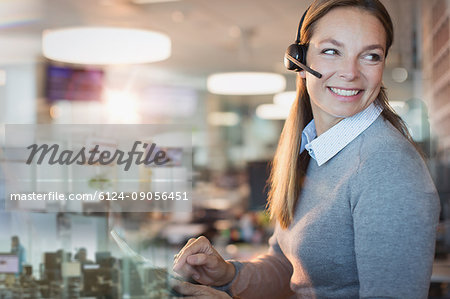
11 235 26 275
74 247 94 265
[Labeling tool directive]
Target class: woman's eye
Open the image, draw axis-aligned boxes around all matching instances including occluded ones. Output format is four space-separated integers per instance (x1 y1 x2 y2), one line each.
364 53 382 62
322 49 338 55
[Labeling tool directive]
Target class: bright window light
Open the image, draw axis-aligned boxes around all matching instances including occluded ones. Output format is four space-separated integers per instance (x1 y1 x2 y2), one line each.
207 72 286 95
42 27 171 65
273 91 296 106
104 89 141 123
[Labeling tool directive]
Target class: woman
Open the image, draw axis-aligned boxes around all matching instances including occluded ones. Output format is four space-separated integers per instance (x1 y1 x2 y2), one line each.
172 0 440 298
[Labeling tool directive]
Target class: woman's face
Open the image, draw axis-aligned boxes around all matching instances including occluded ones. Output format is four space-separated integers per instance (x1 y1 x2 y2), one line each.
301 7 387 133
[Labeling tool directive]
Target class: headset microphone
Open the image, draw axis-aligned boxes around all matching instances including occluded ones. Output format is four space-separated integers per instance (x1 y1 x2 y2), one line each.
285 53 322 79
284 7 323 79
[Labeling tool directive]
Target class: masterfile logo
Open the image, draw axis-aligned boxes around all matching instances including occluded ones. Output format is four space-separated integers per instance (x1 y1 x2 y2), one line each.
26 141 170 171
3 124 192 213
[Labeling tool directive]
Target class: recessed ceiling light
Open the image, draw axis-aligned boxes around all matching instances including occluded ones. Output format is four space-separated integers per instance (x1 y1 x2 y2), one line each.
42 27 171 65
256 104 290 120
207 72 286 95
273 91 297 106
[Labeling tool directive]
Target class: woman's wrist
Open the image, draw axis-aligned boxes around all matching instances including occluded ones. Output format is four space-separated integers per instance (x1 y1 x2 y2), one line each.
215 261 236 286
225 261 237 285
212 261 243 297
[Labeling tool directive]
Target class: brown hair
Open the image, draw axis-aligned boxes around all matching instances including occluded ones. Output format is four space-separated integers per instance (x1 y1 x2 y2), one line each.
267 0 415 229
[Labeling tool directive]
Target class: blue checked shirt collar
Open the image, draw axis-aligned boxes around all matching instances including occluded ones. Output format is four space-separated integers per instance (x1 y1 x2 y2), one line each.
300 103 383 166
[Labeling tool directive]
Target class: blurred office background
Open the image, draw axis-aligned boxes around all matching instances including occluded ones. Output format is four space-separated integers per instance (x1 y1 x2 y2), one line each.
0 0 449 298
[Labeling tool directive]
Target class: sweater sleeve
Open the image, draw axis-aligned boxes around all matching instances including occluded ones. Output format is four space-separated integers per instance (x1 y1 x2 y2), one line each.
351 149 440 299
230 226 295 299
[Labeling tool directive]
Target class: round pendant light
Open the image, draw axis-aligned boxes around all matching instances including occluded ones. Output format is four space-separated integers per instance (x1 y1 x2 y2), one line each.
42 27 171 65
273 91 297 106
256 104 291 120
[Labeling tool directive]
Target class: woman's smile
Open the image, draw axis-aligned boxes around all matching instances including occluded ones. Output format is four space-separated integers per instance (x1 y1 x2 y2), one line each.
327 87 364 102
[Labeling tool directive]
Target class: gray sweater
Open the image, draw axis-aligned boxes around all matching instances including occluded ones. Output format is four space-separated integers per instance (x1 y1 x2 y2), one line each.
231 116 440 298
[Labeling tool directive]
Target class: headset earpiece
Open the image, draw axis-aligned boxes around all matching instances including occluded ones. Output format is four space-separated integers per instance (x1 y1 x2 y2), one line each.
284 44 307 72
284 6 322 79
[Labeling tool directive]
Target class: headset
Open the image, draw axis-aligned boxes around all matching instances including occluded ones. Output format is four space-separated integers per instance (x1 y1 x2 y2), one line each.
284 7 323 79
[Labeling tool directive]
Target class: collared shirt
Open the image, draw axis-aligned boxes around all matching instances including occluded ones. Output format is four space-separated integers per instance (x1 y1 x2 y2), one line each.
300 103 383 166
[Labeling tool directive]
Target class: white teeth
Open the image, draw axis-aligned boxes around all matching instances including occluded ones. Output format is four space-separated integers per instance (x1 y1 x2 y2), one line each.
330 87 360 96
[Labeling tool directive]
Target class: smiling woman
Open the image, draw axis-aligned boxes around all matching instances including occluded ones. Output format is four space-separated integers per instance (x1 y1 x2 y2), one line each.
171 1 440 298
302 7 387 134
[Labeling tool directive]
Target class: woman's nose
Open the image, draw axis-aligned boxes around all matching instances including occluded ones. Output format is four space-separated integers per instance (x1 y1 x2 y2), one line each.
338 57 360 81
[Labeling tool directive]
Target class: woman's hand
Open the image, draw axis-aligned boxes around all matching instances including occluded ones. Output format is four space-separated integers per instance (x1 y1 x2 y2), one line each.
171 280 232 299
173 236 235 286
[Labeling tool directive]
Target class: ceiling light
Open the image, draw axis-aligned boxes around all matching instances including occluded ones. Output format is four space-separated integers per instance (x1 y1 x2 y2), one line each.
42 27 171 65
207 72 286 95
256 104 290 120
273 91 296 106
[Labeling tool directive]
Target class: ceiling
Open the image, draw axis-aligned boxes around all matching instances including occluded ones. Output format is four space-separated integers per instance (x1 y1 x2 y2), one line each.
0 0 418 80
